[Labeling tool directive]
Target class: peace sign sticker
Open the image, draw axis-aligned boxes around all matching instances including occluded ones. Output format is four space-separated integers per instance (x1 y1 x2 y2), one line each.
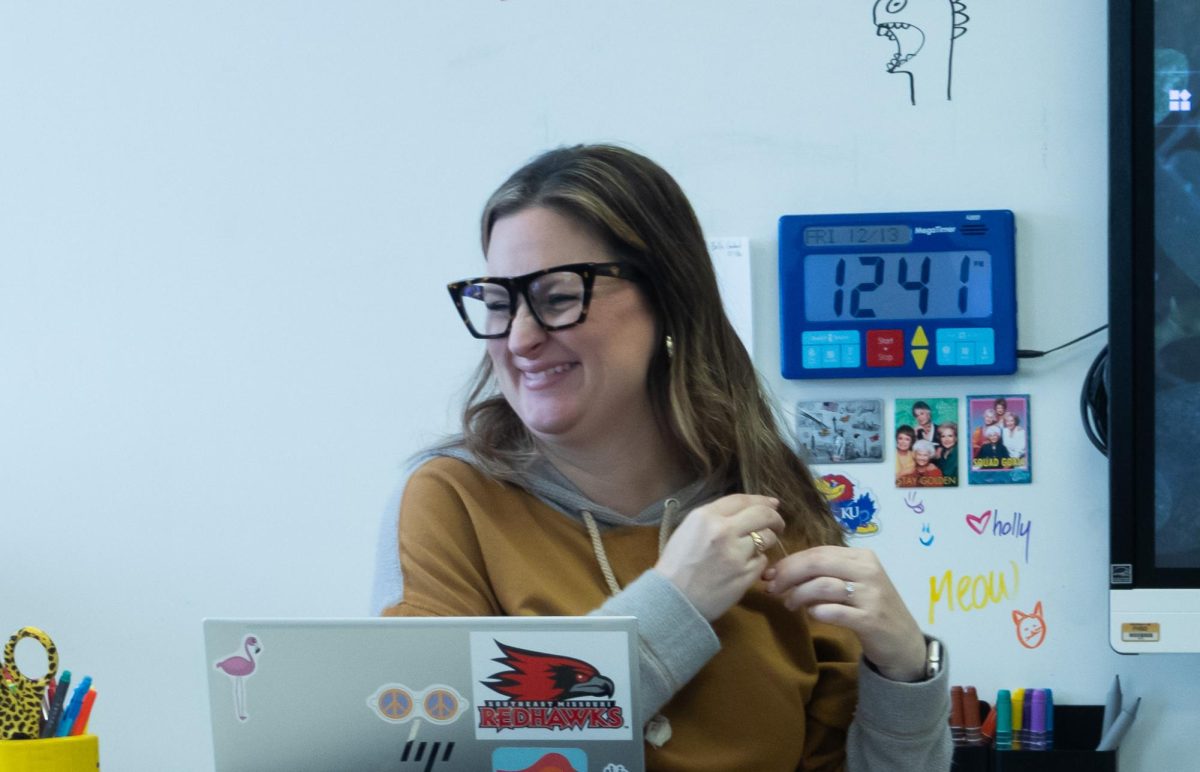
367 683 468 726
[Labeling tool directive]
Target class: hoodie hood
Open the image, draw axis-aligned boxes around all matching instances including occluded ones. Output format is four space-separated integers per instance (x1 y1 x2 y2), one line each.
422 440 725 529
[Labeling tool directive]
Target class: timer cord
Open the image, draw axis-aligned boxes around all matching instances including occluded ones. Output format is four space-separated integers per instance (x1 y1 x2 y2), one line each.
1016 324 1110 456
1015 324 1107 358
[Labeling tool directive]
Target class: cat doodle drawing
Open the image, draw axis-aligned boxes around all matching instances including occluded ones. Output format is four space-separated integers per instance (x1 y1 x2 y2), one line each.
1012 601 1047 649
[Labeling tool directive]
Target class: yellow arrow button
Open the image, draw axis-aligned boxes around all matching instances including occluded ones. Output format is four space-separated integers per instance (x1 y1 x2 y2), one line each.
912 326 929 348
913 348 929 370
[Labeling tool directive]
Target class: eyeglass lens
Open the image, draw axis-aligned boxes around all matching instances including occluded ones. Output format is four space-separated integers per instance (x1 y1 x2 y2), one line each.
460 270 587 336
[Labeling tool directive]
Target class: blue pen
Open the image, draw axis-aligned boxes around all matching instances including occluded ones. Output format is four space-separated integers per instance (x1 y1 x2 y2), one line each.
55 676 91 737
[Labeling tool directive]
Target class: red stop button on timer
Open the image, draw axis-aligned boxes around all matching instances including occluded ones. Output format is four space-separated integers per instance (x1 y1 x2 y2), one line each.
866 329 906 367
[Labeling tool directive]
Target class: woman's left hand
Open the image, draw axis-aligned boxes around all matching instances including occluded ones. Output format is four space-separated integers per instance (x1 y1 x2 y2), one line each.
763 545 927 682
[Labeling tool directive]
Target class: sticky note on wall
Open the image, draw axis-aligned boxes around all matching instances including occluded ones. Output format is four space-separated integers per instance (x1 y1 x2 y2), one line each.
707 237 754 356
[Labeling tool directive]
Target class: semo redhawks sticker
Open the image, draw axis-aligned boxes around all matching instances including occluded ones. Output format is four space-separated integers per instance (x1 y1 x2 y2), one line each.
470 632 633 741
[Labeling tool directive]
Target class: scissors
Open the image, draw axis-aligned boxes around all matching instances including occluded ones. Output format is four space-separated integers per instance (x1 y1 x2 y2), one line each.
1 627 59 740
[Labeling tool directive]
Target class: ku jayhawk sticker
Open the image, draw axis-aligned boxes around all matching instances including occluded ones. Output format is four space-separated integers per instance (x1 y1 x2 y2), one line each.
470 632 633 741
817 473 880 536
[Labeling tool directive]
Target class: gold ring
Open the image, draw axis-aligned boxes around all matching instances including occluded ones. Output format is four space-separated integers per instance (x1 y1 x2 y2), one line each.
749 530 767 554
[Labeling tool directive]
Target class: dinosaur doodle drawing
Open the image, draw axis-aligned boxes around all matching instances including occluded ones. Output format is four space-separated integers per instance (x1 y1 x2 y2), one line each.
873 0 969 104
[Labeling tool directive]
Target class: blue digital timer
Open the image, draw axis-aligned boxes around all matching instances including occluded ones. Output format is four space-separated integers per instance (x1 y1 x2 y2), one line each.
779 210 1017 379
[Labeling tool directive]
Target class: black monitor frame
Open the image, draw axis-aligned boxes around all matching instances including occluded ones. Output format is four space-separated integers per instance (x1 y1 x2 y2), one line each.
1109 0 1200 590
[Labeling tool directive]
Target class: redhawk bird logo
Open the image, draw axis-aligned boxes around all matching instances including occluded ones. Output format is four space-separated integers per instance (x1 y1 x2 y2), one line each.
484 642 615 702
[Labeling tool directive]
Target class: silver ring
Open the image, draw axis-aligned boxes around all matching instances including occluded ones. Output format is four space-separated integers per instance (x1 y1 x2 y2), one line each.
749 530 767 554
844 581 856 603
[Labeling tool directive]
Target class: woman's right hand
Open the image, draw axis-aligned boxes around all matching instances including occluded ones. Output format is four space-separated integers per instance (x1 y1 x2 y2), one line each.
654 494 784 621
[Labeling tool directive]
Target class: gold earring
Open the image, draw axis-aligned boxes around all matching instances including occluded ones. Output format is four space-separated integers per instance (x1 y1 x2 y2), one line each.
665 335 675 359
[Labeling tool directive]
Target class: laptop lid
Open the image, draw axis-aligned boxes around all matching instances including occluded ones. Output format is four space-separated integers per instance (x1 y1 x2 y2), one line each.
204 616 644 772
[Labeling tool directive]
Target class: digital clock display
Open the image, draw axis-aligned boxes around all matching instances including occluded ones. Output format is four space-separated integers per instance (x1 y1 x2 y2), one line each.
804 251 993 322
803 224 913 247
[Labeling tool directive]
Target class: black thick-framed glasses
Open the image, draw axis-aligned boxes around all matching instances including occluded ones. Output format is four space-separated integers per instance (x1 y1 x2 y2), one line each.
447 262 642 339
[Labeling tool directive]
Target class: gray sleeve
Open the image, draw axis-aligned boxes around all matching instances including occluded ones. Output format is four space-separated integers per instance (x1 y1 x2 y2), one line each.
588 568 720 718
845 639 954 772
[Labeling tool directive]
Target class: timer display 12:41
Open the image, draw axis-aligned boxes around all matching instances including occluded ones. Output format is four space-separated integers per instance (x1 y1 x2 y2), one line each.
803 251 993 323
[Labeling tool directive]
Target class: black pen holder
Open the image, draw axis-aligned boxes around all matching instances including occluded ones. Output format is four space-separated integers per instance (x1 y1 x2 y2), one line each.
952 705 1118 772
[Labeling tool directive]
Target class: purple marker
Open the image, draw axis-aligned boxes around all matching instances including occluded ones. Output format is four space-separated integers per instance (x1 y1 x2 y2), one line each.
1027 689 1047 750
1021 687 1033 747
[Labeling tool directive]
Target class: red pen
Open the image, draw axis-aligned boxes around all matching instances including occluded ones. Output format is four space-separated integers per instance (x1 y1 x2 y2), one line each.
980 701 998 745
69 689 96 736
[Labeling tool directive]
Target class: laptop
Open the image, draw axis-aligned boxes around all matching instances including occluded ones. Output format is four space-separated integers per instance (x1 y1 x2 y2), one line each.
203 617 644 772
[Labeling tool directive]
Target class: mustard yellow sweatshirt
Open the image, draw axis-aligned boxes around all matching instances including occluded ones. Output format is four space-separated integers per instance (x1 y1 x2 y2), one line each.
382 454 951 772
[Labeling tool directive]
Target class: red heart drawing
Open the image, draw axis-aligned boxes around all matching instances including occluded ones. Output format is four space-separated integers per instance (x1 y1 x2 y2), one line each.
966 510 992 534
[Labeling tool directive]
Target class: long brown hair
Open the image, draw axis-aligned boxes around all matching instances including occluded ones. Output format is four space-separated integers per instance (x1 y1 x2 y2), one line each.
461 144 842 548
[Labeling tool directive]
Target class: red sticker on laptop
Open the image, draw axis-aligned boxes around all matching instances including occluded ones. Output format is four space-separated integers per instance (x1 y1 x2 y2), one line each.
470 632 633 741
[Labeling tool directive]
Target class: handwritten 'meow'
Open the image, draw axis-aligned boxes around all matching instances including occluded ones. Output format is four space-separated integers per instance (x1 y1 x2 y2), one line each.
928 561 1020 625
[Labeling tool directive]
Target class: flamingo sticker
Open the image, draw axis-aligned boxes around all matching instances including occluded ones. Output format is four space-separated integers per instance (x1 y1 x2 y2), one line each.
214 635 261 722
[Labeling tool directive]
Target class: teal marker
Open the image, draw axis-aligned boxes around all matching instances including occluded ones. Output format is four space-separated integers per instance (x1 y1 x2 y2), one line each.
994 689 1013 751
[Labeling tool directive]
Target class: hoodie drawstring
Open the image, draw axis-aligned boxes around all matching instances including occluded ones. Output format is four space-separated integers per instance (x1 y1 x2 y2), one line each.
582 498 681 750
658 498 679 555
583 509 623 596
581 498 680 597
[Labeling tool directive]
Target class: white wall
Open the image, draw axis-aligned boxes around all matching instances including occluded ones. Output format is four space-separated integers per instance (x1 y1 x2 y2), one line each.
1 1 1192 769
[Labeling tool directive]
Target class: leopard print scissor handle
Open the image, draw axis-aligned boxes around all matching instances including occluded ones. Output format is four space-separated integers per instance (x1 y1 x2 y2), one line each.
1 626 59 740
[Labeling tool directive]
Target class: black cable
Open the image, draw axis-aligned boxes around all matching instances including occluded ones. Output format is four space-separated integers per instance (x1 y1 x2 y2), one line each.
1013 323 1110 455
1080 345 1109 456
1017 324 1108 358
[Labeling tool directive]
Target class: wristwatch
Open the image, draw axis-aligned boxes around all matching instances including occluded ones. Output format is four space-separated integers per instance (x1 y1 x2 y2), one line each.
925 637 943 680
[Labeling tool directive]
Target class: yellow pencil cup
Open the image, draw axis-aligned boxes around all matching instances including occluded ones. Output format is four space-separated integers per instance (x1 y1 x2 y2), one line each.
0 735 100 770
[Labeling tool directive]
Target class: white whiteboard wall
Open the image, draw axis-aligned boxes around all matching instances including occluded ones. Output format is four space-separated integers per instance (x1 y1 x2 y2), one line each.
2 1 1192 769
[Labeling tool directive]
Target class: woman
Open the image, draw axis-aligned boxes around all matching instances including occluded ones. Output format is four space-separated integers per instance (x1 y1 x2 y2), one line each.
971 408 997 455
934 421 959 481
894 424 917 485
379 145 950 770
898 439 945 488
911 401 936 443
975 425 1010 466
1002 412 1027 460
